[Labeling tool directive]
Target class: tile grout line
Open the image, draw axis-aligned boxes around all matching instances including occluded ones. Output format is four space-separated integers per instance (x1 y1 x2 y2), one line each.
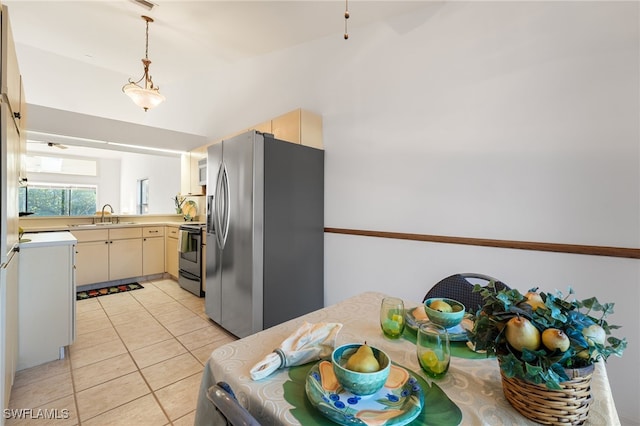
97 279 211 423
10 278 216 425
98 280 174 425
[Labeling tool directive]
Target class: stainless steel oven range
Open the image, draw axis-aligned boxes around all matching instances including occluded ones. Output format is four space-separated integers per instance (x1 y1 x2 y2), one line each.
178 224 205 297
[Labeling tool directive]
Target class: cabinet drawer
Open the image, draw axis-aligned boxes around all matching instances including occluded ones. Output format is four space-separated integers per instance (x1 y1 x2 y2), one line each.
109 227 142 240
71 229 109 242
166 226 179 239
143 226 164 237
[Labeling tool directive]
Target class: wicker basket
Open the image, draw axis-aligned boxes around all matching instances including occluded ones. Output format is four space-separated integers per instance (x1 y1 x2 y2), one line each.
500 364 594 425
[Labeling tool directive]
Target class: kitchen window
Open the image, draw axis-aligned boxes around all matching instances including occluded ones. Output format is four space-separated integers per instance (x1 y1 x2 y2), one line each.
137 178 149 214
19 184 97 216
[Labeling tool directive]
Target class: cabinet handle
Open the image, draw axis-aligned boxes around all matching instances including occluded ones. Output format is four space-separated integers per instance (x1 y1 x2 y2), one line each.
105 241 109 244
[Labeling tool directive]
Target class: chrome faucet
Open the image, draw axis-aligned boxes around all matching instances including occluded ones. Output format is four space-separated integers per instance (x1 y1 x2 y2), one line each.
101 204 114 223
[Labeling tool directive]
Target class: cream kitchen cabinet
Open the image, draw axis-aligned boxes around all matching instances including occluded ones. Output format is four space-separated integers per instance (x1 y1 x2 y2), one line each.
180 151 206 196
200 108 324 167
18 232 76 371
110 240 142 280
165 226 179 278
270 109 323 149
72 227 143 285
73 229 109 285
142 226 164 276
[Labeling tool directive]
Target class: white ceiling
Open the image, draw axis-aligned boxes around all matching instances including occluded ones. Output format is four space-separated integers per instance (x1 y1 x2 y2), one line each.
4 0 427 153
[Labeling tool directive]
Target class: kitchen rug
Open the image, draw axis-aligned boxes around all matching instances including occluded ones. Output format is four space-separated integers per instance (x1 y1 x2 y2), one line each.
76 283 143 300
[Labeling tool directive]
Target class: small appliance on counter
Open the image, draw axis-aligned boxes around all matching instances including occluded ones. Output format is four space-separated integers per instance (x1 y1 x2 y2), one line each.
178 223 205 297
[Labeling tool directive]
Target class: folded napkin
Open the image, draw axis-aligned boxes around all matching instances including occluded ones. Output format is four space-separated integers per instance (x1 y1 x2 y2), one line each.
250 321 343 380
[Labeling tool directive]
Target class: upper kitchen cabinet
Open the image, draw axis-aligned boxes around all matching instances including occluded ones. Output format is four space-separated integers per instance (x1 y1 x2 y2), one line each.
250 120 272 134
1 5 27 187
1 5 21 121
180 149 206 196
271 109 323 149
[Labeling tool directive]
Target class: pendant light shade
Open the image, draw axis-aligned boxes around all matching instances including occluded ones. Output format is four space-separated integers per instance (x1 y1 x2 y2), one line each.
123 16 165 111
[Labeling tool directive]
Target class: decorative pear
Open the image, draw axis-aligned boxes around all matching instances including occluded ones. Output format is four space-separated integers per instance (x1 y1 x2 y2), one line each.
524 291 546 311
345 344 380 373
430 300 453 313
505 316 541 352
578 324 607 360
541 328 570 352
582 324 606 346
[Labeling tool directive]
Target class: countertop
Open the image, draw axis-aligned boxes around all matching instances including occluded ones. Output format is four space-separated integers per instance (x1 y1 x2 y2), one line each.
20 232 77 248
20 220 205 233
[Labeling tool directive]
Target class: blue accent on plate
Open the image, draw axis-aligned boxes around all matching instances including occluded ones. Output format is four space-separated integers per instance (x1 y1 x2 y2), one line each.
304 361 424 426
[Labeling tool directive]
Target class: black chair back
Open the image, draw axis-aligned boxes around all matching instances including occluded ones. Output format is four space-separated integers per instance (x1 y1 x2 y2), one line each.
423 273 509 314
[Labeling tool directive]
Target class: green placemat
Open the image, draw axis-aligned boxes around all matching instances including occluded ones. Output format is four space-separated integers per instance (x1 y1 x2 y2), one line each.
284 362 462 426
402 326 492 360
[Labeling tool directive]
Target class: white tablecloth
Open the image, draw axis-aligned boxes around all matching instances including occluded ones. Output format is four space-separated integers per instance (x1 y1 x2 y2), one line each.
195 291 620 425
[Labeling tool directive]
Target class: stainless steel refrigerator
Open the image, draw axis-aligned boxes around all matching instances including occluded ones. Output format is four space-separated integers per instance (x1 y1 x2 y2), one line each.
205 130 324 338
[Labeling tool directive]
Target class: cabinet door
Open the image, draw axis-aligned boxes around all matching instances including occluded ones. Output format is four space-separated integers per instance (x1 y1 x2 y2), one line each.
143 236 164 275
251 121 272 134
271 109 301 144
109 239 142 281
1 6 22 119
165 235 178 278
180 152 205 195
76 241 109 285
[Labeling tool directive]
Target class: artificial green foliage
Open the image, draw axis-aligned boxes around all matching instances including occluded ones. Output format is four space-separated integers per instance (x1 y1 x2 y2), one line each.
468 283 627 389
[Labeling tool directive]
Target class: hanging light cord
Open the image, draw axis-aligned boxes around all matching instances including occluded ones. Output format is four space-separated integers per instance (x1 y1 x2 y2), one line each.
144 16 151 61
344 0 349 39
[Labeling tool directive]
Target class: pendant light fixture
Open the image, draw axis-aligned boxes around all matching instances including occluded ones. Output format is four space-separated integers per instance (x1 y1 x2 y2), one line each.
122 15 165 111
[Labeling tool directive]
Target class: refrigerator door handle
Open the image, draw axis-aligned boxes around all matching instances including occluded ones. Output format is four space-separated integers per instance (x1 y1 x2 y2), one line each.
206 195 215 235
220 163 231 248
214 162 225 250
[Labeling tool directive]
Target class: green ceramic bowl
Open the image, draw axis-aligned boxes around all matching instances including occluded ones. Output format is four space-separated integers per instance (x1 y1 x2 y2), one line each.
424 298 466 328
332 343 391 396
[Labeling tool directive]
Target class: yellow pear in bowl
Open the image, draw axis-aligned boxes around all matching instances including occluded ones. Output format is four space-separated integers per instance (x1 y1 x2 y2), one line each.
430 300 453 313
345 344 380 373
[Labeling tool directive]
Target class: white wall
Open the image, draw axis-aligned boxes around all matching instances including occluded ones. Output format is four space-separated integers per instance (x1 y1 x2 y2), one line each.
244 2 639 423
119 153 181 215
15 1 639 423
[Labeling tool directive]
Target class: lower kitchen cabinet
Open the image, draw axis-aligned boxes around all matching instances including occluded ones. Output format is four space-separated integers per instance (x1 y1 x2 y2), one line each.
18 232 76 371
73 229 109 286
143 227 164 275
72 225 181 286
165 226 179 278
75 240 109 285
110 238 142 280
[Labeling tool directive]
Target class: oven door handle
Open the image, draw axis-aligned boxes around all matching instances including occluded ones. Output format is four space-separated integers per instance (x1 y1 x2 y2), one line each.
179 269 200 281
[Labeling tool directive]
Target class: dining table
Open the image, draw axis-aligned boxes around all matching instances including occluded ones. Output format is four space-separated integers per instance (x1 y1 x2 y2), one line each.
194 291 621 425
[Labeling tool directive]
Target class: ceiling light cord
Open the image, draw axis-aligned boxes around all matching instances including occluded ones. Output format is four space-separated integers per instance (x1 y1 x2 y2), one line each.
344 0 349 40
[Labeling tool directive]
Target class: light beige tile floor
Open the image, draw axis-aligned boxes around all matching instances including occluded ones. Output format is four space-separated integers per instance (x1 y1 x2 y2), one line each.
7 278 237 425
